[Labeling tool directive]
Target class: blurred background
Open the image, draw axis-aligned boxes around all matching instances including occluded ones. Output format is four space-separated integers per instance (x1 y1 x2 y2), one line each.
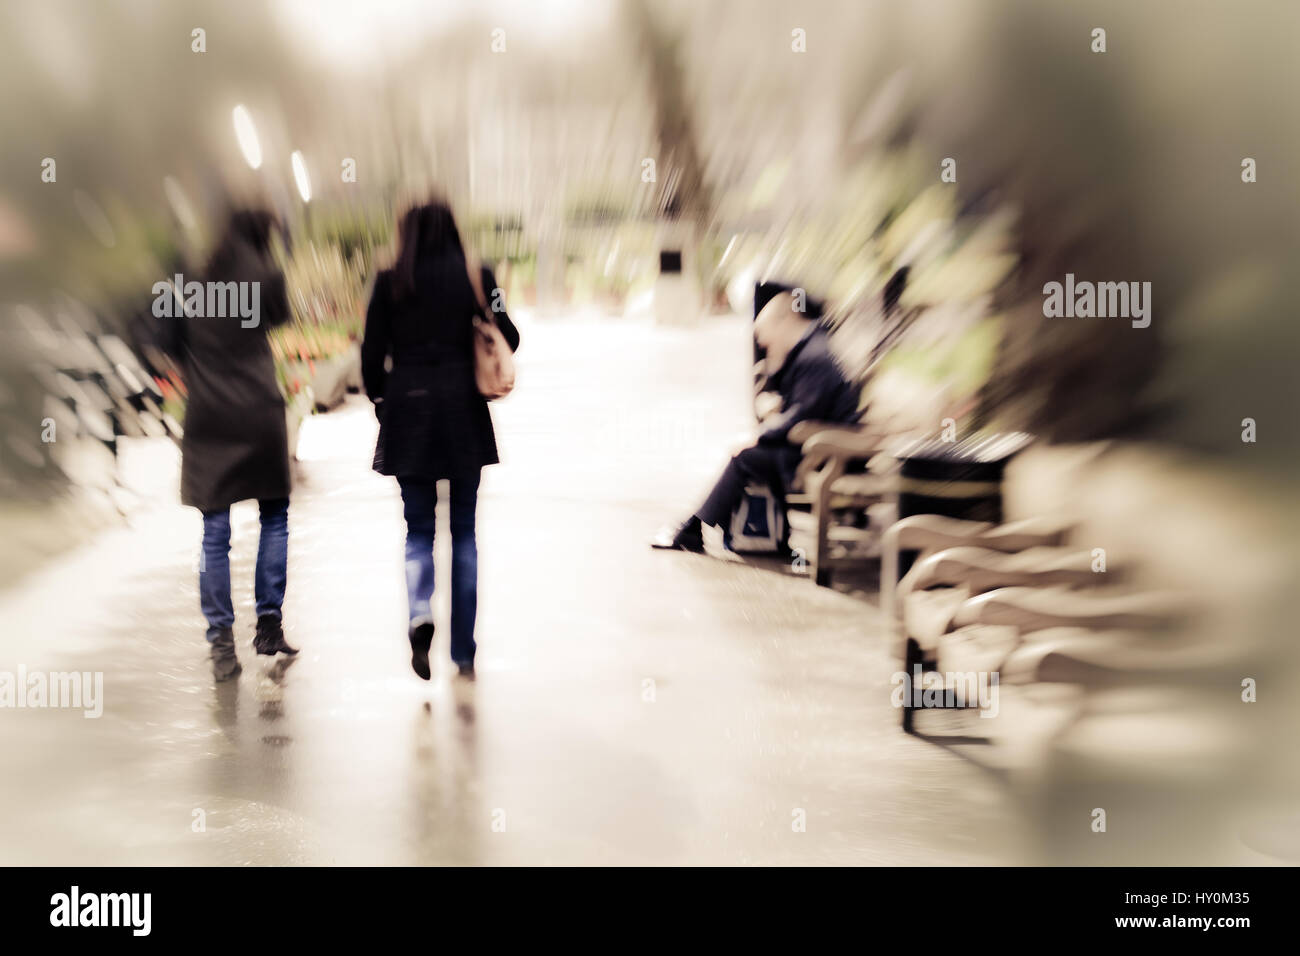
0 0 1297 865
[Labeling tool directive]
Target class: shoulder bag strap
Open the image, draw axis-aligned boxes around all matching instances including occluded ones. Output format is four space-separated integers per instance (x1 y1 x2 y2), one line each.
464 253 489 319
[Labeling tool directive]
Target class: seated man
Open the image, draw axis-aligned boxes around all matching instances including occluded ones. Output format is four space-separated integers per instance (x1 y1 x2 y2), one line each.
652 291 860 553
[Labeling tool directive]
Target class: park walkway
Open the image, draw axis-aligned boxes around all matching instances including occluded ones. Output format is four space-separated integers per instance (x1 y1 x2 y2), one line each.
0 312 1023 865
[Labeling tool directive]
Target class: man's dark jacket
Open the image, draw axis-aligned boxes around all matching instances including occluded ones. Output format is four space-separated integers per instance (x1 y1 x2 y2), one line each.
758 323 859 466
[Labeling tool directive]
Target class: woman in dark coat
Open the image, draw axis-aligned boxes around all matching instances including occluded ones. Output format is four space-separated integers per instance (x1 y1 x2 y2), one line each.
163 209 298 681
362 201 519 680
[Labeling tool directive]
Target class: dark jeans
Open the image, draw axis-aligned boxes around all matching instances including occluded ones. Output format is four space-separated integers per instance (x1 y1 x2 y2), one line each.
696 443 800 528
398 471 480 665
200 498 289 642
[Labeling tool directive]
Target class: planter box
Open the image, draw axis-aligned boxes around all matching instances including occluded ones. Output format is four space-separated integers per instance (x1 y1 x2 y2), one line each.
311 345 361 412
285 388 313 460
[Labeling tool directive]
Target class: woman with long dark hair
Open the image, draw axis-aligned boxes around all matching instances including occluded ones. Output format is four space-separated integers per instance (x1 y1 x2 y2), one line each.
362 201 519 680
162 209 299 681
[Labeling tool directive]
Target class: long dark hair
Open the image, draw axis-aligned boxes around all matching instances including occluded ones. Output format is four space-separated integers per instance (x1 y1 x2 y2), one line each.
392 200 464 300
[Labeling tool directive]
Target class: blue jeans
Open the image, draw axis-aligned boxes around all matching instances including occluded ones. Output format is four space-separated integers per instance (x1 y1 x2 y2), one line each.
199 498 289 642
398 472 479 665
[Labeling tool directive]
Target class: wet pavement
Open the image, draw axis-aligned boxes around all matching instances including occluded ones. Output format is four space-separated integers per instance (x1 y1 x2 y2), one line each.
0 313 1023 865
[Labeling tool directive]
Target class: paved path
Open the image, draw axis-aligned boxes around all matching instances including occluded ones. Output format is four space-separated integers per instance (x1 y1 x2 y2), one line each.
0 313 1022 865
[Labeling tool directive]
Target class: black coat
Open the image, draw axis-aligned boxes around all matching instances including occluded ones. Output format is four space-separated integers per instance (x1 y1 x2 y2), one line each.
166 249 292 513
362 255 519 480
758 323 859 453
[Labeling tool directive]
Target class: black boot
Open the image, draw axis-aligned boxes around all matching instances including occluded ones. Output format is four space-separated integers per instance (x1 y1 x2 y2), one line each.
650 515 705 553
210 629 242 681
253 614 298 656
409 622 434 680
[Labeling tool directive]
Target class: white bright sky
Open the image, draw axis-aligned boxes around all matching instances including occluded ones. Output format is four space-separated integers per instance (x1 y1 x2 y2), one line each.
272 0 611 71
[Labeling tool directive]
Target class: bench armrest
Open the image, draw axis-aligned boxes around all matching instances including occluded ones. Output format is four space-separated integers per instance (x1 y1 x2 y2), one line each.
896 546 1102 611
1003 629 1234 685
792 429 888 491
788 420 872 445
881 515 1076 624
952 586 1185 633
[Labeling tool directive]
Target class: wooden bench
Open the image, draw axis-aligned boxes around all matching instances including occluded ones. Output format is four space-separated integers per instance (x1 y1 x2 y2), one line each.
883 513 1225 746
780 368 946 586
879 514 1174 732
784 420 899 586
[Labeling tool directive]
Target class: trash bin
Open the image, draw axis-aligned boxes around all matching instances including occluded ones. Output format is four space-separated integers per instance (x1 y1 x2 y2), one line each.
893 432 1034 574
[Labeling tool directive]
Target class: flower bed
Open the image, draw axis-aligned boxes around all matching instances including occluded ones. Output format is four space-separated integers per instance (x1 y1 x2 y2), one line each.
270 320 362 413
155 317 362 458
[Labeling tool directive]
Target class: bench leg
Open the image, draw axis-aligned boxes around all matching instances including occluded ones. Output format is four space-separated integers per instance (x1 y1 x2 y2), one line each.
812 496 832 587
902 637 922 734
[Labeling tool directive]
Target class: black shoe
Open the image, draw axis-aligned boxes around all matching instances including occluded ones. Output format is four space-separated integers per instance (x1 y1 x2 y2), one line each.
409 622 434 680
253 615 298 656
210 629 242 682
455 660 475 680
650 516 705 553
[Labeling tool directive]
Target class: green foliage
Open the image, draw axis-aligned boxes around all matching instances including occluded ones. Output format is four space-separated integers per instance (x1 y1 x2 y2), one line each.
281 240 367 331
307 207 392 275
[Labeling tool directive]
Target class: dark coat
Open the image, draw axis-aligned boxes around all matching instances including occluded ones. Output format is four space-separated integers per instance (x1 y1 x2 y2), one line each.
166 247 292 513
757 323 859 483
362 255 519 480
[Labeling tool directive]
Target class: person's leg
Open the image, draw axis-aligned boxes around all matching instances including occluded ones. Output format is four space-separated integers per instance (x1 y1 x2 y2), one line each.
253 498 296 655
200 508 234 641
448 470 480 671
654 443 794 552
200 508 240 680
398 477 438 679
398 478 438 629
254 498 289 620
697 444 789 528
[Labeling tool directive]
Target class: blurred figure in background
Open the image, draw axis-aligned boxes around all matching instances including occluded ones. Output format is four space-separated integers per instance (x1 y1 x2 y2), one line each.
160 209 299 681
362 201 520 681
653 291 857 553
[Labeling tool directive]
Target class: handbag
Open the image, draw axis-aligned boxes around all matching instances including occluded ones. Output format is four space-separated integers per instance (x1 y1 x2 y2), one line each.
465 255 515 400
725 483 787 554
